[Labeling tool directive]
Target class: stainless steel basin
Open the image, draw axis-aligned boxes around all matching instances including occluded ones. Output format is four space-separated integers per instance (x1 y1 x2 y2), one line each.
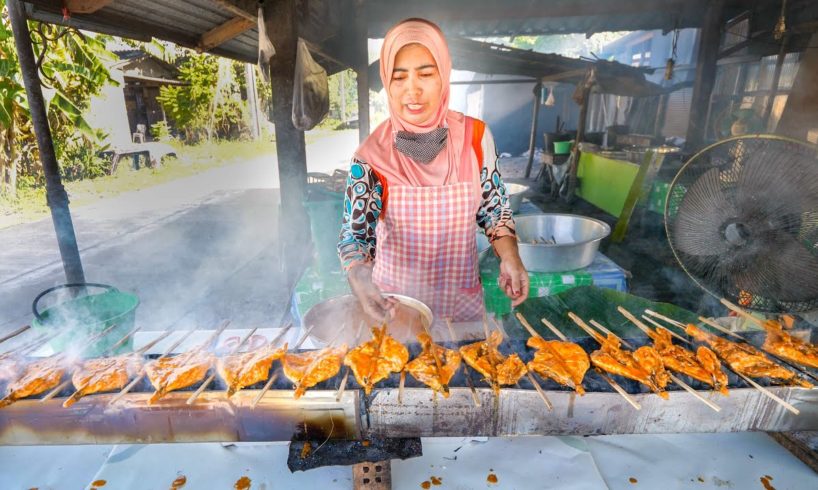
505 183 529 213
515 214 610 272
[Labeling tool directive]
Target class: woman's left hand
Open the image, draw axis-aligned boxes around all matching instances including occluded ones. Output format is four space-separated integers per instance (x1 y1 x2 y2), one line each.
498 255 529 307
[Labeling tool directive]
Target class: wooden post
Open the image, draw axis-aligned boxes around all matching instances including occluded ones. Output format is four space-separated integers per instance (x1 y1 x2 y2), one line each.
354 0 370 142
245 63 261 141
777 33 818 140
6 0 85 284
761 37 787 129
524 82 542 179
685 0 725 151
264 0 309 244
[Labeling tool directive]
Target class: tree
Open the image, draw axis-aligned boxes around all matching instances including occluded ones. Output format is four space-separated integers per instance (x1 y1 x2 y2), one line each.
0 1 116 195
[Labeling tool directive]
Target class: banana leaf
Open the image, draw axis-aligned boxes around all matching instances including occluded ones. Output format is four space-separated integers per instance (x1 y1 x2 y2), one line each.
506 285 700 341
49 89 97 141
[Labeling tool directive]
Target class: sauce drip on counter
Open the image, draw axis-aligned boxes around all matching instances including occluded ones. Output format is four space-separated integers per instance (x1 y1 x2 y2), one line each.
487 472 498 484
234 476 252 490
170 475 187 489
420 482 431 489
91 480 107 488
760 475 776 490
629 477 638 484
430 476 442 486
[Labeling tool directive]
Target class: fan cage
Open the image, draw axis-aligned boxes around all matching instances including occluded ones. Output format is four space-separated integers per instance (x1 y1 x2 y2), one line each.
665 134 818 313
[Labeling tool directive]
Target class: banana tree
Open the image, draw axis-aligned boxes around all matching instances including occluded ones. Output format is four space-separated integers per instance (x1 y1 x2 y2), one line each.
0 0 116 195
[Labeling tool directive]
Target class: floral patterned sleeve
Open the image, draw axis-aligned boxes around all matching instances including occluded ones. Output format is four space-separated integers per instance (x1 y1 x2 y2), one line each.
476 127 516 242
337 159 383 271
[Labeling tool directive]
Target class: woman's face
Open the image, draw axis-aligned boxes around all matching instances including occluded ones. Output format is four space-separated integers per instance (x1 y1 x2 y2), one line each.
388 43 443 126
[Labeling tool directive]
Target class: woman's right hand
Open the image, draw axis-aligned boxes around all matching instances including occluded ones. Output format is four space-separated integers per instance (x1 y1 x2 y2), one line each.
347 263 398 322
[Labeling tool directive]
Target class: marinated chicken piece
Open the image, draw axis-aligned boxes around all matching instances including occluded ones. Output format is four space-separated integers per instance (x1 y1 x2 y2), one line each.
648 328 728 395
283 344 348 399
0 357 67 407
526 337 590 394
405 333 461 397
64 355 143 407
459 330 526 393
145 350 215 404
218 343 288 396
761 319 818 369
344 326 409 395
686 324 812 388
590 335 668 398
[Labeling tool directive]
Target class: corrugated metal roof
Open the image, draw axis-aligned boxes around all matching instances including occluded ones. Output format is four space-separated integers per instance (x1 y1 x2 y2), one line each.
20 0 782 73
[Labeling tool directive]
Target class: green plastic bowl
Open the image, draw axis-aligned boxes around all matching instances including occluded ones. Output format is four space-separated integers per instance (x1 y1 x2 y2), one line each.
31 283 139 357
554 140 573 155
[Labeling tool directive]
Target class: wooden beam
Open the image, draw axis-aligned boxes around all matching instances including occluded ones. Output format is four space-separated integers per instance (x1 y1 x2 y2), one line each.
685 0 726 151
354 0 370 141
198 16 254 52
776 32 818 139
212 0 256 22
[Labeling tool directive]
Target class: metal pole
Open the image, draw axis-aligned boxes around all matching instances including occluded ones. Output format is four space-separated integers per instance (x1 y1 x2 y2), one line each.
685 0 725 151
523 82 542 179
354 0 370 142
6 0 85 284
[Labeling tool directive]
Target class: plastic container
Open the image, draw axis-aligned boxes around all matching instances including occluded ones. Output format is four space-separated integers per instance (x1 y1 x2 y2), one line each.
31 283 139 356
554 140 573 155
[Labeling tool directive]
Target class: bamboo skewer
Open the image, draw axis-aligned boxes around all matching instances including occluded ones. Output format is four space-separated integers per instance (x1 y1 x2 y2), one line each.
641 315 691 345
648 315 802 415
697 316 744 341
398 370 406 404
617 307 721 412
228 323 293 399
446 317 480 407
0 332 51 360
110 328 198 404
186 327 259 405
540 318 568 341
0 325 31 345
336 322 365 402
513 313 553 411
720 298 766 327
567 312 642 410
644 309 685 328
589 319 634 349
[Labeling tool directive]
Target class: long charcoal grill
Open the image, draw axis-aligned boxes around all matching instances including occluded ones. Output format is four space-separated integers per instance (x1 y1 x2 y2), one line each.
1 332 817 445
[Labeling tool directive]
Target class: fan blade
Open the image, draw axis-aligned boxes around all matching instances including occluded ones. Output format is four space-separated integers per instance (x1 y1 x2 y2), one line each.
726 233 818 303
735 141 818 218
671 168 736 256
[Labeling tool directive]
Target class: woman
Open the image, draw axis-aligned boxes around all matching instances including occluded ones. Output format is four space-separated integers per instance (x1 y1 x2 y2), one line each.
338 18 528 324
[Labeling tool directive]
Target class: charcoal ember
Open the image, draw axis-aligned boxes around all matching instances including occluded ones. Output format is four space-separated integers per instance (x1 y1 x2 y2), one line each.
287 437 421 472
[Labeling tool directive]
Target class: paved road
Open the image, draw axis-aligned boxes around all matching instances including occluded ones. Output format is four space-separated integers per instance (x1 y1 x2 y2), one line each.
0 130 358 337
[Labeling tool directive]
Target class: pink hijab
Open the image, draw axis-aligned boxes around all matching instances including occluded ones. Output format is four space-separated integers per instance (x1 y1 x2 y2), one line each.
354 19 474 187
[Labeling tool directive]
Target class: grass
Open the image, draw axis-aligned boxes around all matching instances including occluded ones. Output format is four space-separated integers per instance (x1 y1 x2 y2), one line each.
0 138 276 229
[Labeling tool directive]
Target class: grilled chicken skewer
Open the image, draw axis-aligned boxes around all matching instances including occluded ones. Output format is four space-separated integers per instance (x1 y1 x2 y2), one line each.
445 317 481 407
618 307 728 396
344 324 409 396
0 324 119 408
335 322 366 402
719 299 818 372
216 324 293 399
251 324 319 407
63 330 172 407
459 317 527 394
616 307 723 412
516 313 589 395
405 331 462 398
568 312 669 400
645 311 805 415
284 327 348 399
146 321 230 404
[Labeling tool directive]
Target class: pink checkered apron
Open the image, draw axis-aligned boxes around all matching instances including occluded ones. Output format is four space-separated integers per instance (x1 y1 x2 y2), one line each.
372 119 484 322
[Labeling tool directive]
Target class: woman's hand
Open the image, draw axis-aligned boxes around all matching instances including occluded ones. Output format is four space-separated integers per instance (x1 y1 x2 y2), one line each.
492 236 530 307
347 262 398 322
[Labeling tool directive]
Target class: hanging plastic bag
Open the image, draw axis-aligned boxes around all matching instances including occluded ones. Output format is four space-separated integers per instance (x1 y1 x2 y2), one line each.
257 6 276 83
292 38 329 130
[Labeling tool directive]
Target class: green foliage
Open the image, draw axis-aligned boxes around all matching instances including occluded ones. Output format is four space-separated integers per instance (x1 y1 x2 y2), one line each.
150 120 173 141
59 133 111 181
0 1 115 195
157 53 249 142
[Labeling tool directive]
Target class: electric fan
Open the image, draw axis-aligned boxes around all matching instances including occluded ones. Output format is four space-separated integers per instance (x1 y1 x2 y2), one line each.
665 135 818 312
